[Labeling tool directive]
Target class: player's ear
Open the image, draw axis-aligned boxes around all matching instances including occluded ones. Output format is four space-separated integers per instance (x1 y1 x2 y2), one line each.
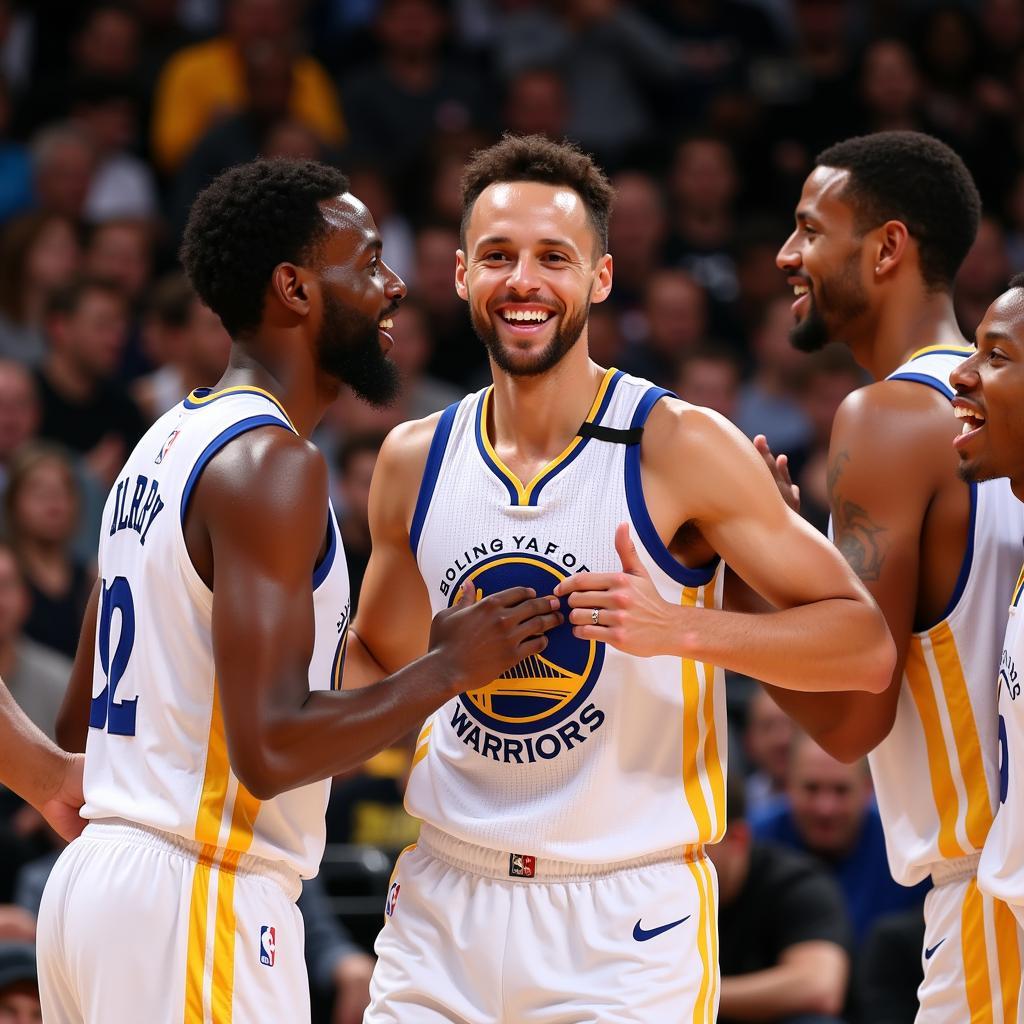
873 220 909 278
271 263 313 317
455 250 469 301
590 253 613 305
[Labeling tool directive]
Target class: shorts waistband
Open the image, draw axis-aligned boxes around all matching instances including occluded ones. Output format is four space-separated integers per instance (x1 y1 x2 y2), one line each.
930 852 982 888
417 824 705 882
83 818 302 900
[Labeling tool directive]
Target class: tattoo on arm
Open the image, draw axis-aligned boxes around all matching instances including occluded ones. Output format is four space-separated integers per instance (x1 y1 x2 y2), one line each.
828 451 887 581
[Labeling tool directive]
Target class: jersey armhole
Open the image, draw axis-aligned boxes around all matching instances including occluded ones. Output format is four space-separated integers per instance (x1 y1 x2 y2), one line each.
886 372 955 400
409 401 460 556
624 388 719 587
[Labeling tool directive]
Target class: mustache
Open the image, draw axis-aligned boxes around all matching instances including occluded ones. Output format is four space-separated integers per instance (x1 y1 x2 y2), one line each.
380 300 402 320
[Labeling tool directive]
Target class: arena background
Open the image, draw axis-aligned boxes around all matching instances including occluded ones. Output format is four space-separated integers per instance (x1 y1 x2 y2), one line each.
1 1 1022 1021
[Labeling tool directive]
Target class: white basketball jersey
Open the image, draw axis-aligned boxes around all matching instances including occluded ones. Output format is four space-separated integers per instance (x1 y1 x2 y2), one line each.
867 346 1024 886
979 565 1024 907
404 369 727 863
81 385 351 878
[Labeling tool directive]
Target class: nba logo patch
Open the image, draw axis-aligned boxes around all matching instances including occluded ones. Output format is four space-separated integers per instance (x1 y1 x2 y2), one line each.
508 853 536 878
155 429 180 464
259 926 276 967
385 882 400 917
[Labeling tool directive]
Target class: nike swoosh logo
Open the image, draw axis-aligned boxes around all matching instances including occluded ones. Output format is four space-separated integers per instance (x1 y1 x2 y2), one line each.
633 916 690 941
924 938 946 960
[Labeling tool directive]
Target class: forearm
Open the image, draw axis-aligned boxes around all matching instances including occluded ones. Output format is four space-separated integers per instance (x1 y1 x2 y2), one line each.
239 650 456 799
678 599 894 694
0 683 73 808
719 962 845 1020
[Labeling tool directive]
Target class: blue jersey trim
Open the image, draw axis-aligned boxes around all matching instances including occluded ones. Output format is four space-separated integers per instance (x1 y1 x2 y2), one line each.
474 391 520 505
313 504 339 591
624 387 719 587
887 372 955 401
410 402 460 555
179 415 291 526
923 481 978 630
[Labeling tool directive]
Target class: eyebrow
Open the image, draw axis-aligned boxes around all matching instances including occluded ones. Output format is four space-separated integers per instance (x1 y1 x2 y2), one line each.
474 235 580 251
980 330 1015 344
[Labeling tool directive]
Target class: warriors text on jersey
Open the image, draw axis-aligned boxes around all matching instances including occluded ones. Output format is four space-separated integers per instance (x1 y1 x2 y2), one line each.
404 369 726 863
81 386 351 878
869 346 1024 886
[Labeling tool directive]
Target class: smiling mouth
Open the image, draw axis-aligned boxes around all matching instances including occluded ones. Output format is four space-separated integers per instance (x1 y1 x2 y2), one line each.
954 404 986 434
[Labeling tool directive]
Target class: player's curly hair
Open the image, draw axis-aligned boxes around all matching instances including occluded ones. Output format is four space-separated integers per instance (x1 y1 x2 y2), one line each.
816 131 980 291
180 159 350 336
460 134 614 257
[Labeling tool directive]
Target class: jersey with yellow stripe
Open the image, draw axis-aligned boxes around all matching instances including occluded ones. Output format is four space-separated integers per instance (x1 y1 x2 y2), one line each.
80 386 350 878
404 369 727 862
979 563 1024 908
867 346 1024 886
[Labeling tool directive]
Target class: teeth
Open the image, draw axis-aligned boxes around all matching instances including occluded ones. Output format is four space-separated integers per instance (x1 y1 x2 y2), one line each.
962 421 973 434
954 406 984 422
793 284 809 296
379 319 393 329
502 309 551 323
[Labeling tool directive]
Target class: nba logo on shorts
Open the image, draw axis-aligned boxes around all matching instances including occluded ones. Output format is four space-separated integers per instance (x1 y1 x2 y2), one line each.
385 882 400 918
259 926 276 967
508 853 536 878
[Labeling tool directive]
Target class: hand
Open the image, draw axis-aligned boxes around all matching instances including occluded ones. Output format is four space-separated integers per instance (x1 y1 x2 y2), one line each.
753 435 800 513
37 752 87 843
331 951 375 1024
554 523 678 658
428 584 562 693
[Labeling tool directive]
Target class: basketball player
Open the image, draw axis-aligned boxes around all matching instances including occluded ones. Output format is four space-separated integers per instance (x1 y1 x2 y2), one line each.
0 679 84 841
762 132 1024 1021
350 134 894 1023
955 277 1024 1014
35 159 562 1024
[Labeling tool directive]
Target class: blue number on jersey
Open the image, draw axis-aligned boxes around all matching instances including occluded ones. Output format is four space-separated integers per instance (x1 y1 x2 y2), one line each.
89 576 138 736
999 713 1009 805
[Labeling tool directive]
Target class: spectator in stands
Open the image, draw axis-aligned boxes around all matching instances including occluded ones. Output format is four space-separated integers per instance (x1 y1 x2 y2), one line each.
151 0 345 173
134 275 230 423
0 540 69 738
0 212 81 366
735 294 812 454
620 268 708 388
712 772 850 1024
856 907 925 1024
955 216 1011 339
675 345 741 422
0 74 31 223
0 941 40 1023
29 123 97 223
298 874 375 1024
340 0 488 176
333 433 385 614
751 732 928 947
4 444 94 660
0 360 39 494
856 39 927 136
501 65 569 143
743 687 796 817
83 219 153 310
35 276 144 487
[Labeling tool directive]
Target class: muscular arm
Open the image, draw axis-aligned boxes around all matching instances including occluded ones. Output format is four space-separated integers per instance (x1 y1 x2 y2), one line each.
763 382 955 761
200 428 559 800
560 402 895 693
345 417 438 688
55 581 100 753
718 941 849 1021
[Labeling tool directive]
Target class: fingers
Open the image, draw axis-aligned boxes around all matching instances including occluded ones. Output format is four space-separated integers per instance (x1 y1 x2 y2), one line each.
485 585 537 606
614 522 647 577
554 572 620 596
507 595 561 625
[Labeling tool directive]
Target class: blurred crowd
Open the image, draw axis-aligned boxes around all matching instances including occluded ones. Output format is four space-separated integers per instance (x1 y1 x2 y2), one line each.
1 0 1024 1021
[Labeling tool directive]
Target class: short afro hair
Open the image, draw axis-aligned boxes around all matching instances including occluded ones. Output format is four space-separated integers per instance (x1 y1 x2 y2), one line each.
815 131 980 290
180 158 349 336
460 134 614 257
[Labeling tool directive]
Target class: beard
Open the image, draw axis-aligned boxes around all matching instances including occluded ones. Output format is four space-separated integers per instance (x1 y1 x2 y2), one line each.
316 291 400 407
790 251 869 354
469 293 591 377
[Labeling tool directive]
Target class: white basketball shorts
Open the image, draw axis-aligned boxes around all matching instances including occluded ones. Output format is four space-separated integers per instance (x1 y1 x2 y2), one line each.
916 855 1021 1024
36 819 308 1024
364 824 719 1023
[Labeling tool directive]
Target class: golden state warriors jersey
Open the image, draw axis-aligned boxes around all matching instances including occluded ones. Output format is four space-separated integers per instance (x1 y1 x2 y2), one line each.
868 346 1024 886
81 386 350 878
979 565 1024 907
404 369 727 862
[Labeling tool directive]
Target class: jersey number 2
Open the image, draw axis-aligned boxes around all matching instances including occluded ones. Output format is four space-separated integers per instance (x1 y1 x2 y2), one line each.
89 576 137 736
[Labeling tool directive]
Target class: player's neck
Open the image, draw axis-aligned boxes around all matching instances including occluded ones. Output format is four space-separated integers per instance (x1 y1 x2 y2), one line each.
488 349 607 467
855 290 964 380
